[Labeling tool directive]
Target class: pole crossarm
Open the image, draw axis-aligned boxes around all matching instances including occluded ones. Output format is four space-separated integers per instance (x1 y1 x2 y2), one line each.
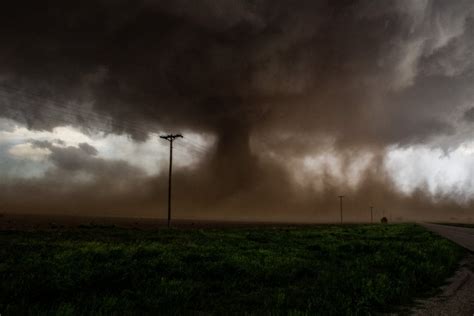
160 134 183 142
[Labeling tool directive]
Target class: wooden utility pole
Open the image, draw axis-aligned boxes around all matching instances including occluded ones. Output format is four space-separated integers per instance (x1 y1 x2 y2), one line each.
338 195 344 224
160 134 183 227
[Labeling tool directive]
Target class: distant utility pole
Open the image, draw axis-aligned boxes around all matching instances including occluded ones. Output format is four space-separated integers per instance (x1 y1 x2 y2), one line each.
370 206 374 224
160 134 183 228
338 195 344 224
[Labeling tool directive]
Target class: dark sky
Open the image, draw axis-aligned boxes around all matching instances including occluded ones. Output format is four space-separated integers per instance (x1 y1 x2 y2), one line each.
0 0 474 221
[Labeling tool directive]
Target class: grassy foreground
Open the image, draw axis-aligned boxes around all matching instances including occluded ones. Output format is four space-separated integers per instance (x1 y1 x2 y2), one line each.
0 224 464 315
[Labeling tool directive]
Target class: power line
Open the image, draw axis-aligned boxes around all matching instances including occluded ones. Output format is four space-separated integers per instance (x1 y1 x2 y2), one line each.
180 137 209 151
175 140 209 154
0 102 155 141
0 89 214 156
0 86 161 134
174 143 206 156
0 101 208 164
0 86 218 155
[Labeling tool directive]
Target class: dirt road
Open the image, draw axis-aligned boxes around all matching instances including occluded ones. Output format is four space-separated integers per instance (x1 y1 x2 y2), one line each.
421 223 474 252
413 223 474 315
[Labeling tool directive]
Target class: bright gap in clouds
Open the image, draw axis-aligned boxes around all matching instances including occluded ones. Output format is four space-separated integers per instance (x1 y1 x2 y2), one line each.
264 139 474 203
0 118 214 178
385 144 474 202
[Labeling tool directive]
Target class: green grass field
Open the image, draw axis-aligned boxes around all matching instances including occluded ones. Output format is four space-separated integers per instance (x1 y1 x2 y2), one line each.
0 224 464 315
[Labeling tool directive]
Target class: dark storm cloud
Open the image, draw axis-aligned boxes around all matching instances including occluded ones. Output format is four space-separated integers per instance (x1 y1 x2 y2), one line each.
30 140 144 178
464 108 474 123
1 0 470 142
0 0 473 220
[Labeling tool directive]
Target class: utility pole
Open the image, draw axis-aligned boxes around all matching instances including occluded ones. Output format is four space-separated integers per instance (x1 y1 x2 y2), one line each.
160 134 183 228
338 195 344 224
370 206 374 224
